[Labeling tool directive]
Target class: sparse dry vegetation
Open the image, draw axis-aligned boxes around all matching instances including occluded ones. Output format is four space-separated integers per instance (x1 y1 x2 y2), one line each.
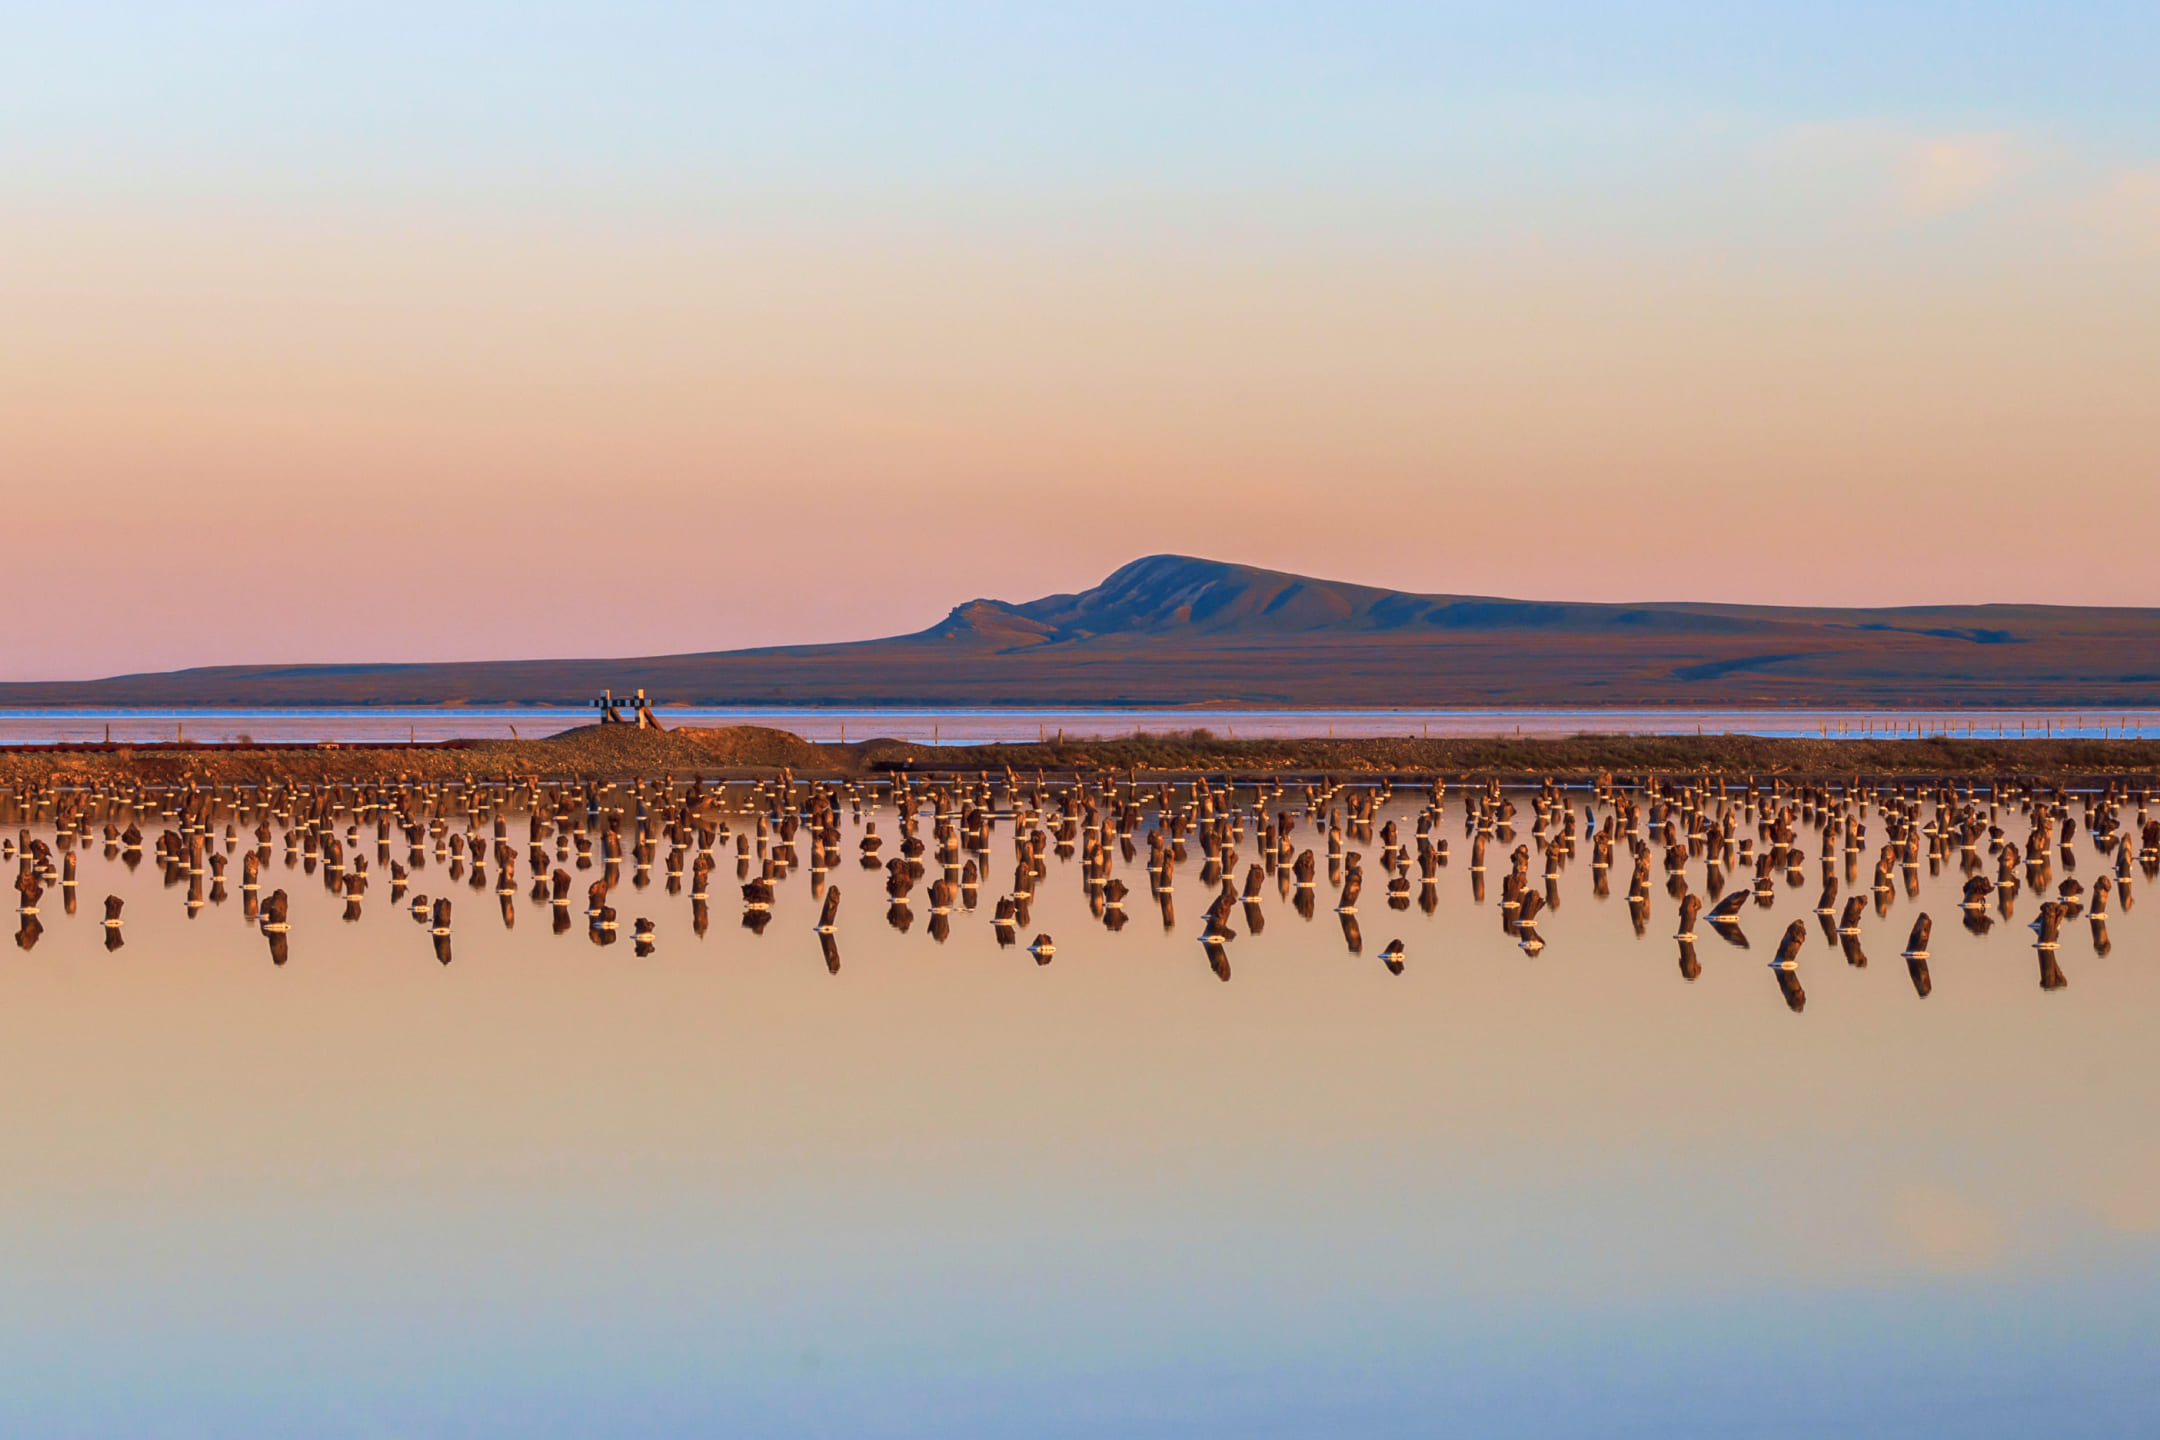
4 723 2159 785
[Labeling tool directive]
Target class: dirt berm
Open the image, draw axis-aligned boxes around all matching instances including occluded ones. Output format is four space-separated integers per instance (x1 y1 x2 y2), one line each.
5 723 2160 785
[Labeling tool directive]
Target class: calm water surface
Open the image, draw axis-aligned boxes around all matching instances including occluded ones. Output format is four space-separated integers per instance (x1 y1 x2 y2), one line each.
5 706 2160 745
0 782 2155 1437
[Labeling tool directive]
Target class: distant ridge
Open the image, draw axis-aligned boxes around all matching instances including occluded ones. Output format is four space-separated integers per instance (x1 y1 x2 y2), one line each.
6 554 2159 709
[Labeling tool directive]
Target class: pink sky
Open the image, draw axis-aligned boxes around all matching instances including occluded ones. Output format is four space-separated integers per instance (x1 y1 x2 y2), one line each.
4 12 2157 681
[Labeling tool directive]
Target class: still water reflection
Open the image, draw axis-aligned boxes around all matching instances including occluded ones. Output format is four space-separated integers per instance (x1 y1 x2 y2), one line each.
1 776 2156 1437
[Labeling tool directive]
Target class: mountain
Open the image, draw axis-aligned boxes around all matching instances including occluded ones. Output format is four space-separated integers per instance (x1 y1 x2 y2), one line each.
6 555 2159 709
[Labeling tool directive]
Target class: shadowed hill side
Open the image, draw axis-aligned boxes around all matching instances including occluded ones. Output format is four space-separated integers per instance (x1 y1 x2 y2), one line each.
953 555 1786 639
4 555 2159 708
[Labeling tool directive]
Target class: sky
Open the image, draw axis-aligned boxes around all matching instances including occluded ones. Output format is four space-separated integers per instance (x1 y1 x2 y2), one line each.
3 2 2158 680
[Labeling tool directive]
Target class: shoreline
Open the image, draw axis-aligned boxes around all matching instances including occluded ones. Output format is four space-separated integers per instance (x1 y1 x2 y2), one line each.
5 724 2160 785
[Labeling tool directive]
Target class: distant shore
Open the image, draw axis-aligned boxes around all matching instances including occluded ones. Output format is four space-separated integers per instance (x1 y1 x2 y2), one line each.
9 556 2160 713
5 724 2160 785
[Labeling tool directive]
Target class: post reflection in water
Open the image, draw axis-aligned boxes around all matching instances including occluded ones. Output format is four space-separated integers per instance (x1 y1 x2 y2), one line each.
0 769 2156 1437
